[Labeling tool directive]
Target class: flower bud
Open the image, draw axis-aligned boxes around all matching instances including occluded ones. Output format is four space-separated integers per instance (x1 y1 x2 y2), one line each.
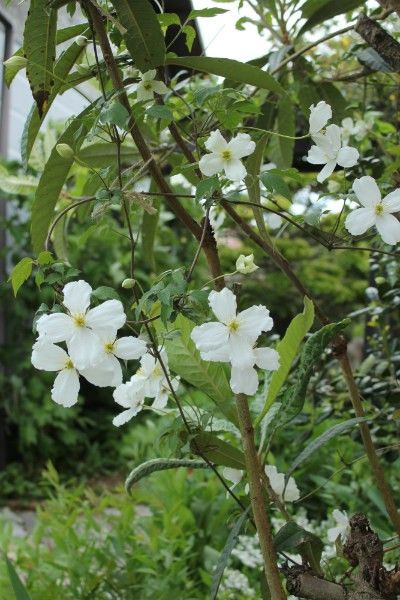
56 144 74 160
76 35 88 47
236 254 258 274
3 55 27 70
122 278 135 289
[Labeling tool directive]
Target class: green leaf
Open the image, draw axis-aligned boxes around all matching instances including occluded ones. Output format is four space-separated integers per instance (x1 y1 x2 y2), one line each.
158 13 181 31
146 104 173 123
31 103 96 253
141 180 160 271
157 314 237 425
76 143 138 168
10 257 33 296
245 133 269 241
191 432 245 469
37 250 53 265
257 297 314 424
195 176 220 202
260 171 291 200
91 286 121 301
268 319 350 431
287 417 371 478
23 0 57 116
110 0 166 72
276 96 295 169
274 522 323 574
21 34 89 166
6 557 32 600
165 56 285 94
210 508 250 600
0 166 38 195
99 101 129 128
299 0 364 35
125 458 208 493
182 25 196 52
188 8 228 19
4 49 26 87
56 23 88 44
357 48 393 73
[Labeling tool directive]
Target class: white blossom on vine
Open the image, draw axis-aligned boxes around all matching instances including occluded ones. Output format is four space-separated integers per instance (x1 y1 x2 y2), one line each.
345 176 400 245
135 69 168 102
236 254 258 274
199 130 256 182
341 117 370 145
191 288 279 395
309 101 332 135
36 280 126 369
327 509 350 542
265 465 300 503
307 124 359 183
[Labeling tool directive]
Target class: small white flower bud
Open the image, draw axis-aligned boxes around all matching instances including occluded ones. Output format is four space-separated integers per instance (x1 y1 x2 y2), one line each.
3 55 28 69
236 254 258 274
56 144 74 160
76 35 88 47
121 278 135 289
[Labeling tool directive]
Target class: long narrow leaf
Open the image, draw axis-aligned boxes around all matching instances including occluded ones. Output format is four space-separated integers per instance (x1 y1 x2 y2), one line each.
125 458 208 493
6 557 32 600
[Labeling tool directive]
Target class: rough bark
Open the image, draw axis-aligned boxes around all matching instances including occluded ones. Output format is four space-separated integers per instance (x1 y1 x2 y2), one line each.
355 13 400 71
376 0 400 19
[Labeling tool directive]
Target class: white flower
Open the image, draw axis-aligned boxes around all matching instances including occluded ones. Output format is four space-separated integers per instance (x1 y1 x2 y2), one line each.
191 288 279 395
112 349 178 426
309 101 332 135
84 329 147 387
36 280 126 369
307 124 359 183
264 213 283 230
135 69 168 102
199 130 256 182
327 509 350 542
236 254 258 274
345 176 400 245
341 117 370 145
223 467 243 487
265 465 300 503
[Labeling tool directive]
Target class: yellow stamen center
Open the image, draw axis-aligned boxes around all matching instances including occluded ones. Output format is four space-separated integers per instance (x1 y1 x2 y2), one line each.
228 319 239 333
375 203 384 215
104 341 115 354
73 313 85 327
143 82 152 90
65 359 74 370
153 365 162 377
222 149 232 161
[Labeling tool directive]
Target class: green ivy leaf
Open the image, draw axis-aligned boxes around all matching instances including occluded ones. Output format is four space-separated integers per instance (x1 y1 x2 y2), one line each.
10 257 33 296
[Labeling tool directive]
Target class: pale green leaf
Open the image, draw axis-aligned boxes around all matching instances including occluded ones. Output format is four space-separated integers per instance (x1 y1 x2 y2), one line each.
10 257 33 296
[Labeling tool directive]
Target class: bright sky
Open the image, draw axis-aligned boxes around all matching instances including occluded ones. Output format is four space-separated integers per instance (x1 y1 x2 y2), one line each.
191 0 268 61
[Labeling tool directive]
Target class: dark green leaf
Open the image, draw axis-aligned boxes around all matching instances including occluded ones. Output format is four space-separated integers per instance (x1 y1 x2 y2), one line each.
165 56 285 94
146 104 173 123
195 176 220 202
299 0 364 35
260 171 291 200
191 432 245 469
110 0 166 72
6 557 32 600
91 286 121 301
274 522 323 573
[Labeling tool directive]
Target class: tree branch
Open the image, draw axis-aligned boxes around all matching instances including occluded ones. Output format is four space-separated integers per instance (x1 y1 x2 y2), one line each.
355 13 400 72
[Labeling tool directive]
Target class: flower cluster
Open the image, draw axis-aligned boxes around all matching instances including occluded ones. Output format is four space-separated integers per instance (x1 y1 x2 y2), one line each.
191 287 279 395
30 280 177 423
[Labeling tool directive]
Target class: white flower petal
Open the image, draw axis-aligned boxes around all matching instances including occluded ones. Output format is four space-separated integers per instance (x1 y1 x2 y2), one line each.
86 300 126 333
228 133 256 159
327 526 342 542
199 153 225 177
265 465 285 500
307 145 328 165
229 336 255 368
81 355 122 387
309 101 332 135
114 336 147 360
151 390 168 409
284 476 300 502
382 189 400 213
205 129 228 153
345 207 376 236
208 288 237 324
141 69 156 81
254 347 280 371
62 280 92 315
136 84 154 102
113 408 139 427
223 158 247 182
376 213 400 245
317 160 337 183
52 368 80 407
223 467 243 486
113 378 145 408
31 341 69 371
200 345 231 362
337 146 359 168
352 176 381 207
67 328 102 369
237 305 273 340
36 313 74 342
324 124 342 153
230 365 259 395
152 80 169 95
191 322 229 352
